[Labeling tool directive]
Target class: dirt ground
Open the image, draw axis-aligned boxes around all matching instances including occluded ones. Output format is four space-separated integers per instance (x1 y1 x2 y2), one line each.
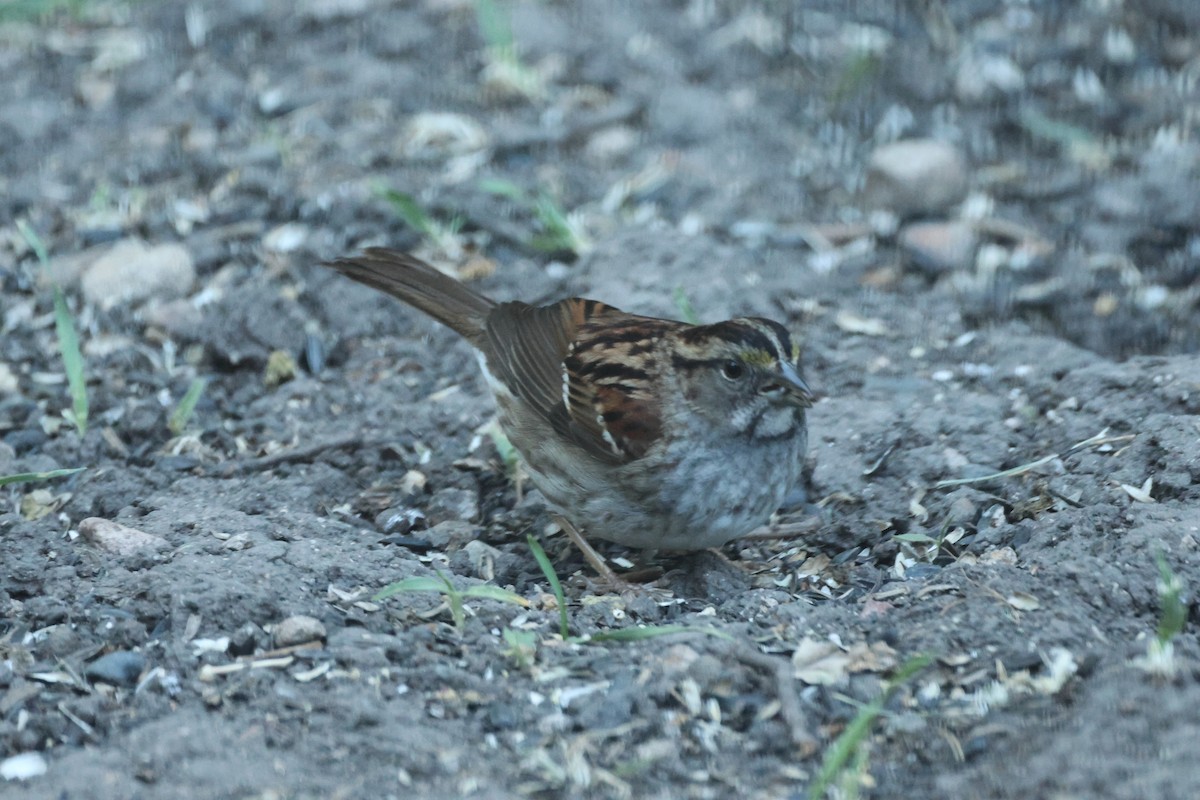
2 1 1199 798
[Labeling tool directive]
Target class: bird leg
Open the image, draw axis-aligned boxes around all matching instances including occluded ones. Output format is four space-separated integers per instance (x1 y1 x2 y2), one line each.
552 514 627 589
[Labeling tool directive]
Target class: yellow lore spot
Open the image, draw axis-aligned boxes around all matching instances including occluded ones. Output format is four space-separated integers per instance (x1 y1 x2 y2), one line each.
740 349 777 368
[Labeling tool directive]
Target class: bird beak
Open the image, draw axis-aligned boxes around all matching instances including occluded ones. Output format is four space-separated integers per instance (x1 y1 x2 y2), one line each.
763 361 815 408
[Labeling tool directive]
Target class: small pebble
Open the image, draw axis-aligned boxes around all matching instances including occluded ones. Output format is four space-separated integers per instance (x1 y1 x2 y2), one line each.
273 615 326 648
263 222 308 252
864 139 969 217
899 221 977 275
229 622 265 657
78 518 168 556
423 520 480 550
0 752 48 781
425 487 479 524
375 506 425 535
85 650 146 687
80 239 195 311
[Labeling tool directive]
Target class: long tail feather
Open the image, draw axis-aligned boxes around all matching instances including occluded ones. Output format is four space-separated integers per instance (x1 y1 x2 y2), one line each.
324 249 494 344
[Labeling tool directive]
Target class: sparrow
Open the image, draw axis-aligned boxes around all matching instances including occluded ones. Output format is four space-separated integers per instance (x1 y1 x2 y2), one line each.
324 249 814 578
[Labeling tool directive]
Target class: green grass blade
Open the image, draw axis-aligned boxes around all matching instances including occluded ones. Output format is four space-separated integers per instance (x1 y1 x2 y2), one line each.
672 287 700 324
533 194 570 234
479 178 527 200
582 625 733 644
474 0 514 52
484 422 520 476
527 534 569 638
1154 552 1186 644
434 569 468 629
169 378 208 435
373 576 446 600
808 692 884 800
19 219 90 436
16 219 49 264
461 584 531 607
372 185 434 236
808 654 931 800
53 287 88 436
892 532 937 544
0 467 85 487
0 0 86 23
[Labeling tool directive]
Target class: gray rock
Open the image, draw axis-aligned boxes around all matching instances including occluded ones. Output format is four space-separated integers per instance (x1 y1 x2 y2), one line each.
899 221 977 275
272 615 326 648
864 139 969 217
85 650 146 686
78 518 168 556
80 239 195 311
423 520 480 551
229 622 265 657
425 487 479 525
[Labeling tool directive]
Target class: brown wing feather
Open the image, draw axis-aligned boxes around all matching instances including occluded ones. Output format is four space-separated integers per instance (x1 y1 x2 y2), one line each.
325 249 494 345
325 249 671 465
483 299 669 463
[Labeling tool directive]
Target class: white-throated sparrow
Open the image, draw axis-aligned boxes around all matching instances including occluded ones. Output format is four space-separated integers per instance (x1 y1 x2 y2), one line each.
325 249 814 575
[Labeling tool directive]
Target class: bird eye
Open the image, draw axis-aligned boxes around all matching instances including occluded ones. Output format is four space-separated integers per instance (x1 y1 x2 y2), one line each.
720 360 745 381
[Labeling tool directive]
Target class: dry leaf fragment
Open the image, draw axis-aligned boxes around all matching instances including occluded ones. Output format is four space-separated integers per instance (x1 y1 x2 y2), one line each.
20 489 66 521
1120 477 1155 503
1005 591 1041 611
792 637 850 685
908 490 929 522
844 641 897 673
978 546 1018 566
796 553 831 576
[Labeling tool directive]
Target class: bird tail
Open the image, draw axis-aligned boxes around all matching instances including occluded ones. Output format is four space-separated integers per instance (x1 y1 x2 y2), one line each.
324 249 495 344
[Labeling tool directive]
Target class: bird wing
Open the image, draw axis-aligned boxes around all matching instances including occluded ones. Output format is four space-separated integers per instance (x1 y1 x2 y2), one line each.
483 299 670 463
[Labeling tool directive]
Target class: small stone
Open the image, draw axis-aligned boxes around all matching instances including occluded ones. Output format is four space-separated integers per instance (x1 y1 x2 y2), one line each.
263 223 308 253
899 221 977 275
78 518 168 556
864 139 969 217
903 563 941 581
85 650 146 686
585 125 638 162
39 247 98 288
257 88 291 116
425 487 479 525
955 53 1025 102
142 298 204 339
229 622 265 657
461 540 503 580
1 752 48 781
80 239 195 311
273 615 326 648
946 496 978 527
423 520 480 550
0 363 17 395
375 506 425 535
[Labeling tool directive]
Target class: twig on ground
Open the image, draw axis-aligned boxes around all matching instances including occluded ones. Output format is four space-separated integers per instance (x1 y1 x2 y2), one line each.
220 434 363 475
731 643 818 755
934 428 1135 489
744 515 823 540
